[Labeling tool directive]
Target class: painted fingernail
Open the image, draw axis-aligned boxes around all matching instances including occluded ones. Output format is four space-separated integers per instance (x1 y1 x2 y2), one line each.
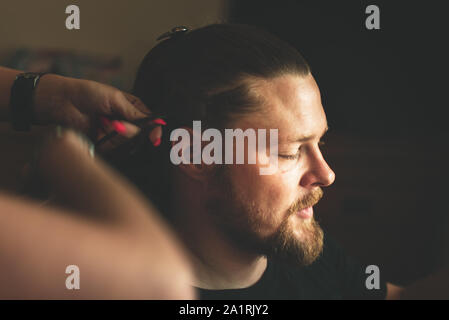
112 121 127 135
153 138 161 147
152 118 167 126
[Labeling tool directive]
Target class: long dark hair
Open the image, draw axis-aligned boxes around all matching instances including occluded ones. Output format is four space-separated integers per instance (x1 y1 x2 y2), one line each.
106 23 310 219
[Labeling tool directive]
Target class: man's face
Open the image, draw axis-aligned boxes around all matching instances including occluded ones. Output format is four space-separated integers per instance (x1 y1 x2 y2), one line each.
205 73 335 265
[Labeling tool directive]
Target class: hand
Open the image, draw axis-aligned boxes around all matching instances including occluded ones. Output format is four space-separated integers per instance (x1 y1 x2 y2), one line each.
10 127 196 299
20 127 96 203
33 74 162 147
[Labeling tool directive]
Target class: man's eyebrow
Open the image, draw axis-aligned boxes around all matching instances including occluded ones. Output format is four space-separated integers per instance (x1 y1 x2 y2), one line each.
290 126 329 143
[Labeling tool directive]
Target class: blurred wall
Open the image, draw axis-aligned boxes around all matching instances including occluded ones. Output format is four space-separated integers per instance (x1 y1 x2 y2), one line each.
0 0 227 90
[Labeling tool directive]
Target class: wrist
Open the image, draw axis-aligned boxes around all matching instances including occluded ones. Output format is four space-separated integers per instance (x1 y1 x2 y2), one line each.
33 73 75 125
9 72 48 130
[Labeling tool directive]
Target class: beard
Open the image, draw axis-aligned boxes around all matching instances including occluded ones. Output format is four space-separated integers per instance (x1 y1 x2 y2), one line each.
205 166 324 266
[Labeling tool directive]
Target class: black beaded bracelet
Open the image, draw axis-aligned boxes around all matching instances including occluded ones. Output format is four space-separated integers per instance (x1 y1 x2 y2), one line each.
9 72 47 131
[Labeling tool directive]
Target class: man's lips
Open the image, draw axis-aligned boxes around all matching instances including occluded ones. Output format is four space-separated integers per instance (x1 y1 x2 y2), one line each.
290 189 323 219
296 206 313 219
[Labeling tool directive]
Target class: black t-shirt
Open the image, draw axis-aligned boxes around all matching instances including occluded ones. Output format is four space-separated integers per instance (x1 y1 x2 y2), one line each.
197 235 387 300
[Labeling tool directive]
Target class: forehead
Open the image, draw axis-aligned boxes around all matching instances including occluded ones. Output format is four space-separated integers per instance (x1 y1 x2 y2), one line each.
240 74 327 142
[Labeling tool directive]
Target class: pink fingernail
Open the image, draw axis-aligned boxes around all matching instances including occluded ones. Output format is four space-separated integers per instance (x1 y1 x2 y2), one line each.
153 138 161 147
112 121 127 135
152 118 167 126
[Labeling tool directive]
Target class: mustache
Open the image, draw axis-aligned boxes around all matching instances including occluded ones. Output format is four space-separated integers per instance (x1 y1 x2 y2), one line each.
288 188 324 215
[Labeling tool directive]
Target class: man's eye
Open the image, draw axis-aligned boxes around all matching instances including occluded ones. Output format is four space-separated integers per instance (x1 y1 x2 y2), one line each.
280 141 326 160
279 151 300 160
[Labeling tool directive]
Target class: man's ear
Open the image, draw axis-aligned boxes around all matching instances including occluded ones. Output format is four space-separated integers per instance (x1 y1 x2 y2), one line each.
170 126 213 182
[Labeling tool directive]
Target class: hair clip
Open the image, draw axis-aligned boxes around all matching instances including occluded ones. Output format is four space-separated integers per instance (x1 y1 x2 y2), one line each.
156 26 189 41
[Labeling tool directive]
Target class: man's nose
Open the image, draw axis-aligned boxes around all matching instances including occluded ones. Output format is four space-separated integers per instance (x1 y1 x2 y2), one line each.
299 148 335 188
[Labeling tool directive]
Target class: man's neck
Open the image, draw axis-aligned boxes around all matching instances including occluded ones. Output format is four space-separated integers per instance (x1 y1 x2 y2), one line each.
171 190 267 290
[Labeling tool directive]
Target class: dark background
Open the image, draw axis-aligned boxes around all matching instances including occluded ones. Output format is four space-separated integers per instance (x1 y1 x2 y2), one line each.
229 0 449 285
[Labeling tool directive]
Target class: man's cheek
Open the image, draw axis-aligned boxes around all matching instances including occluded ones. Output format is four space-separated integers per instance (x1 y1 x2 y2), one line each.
231 163 264 192
262 179 291 213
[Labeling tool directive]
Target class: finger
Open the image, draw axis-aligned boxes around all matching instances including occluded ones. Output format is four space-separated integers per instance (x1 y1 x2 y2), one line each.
96 121 141 152
113 121 141 138
99 118 141 139
110 91 151 121
149 126 163 146
123 92 151 116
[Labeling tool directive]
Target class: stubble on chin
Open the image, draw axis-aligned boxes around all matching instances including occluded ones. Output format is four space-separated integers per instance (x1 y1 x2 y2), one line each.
266 215 324 266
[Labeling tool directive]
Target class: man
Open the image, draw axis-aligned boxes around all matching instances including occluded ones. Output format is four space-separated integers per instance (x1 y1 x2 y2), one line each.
112 23 410 299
